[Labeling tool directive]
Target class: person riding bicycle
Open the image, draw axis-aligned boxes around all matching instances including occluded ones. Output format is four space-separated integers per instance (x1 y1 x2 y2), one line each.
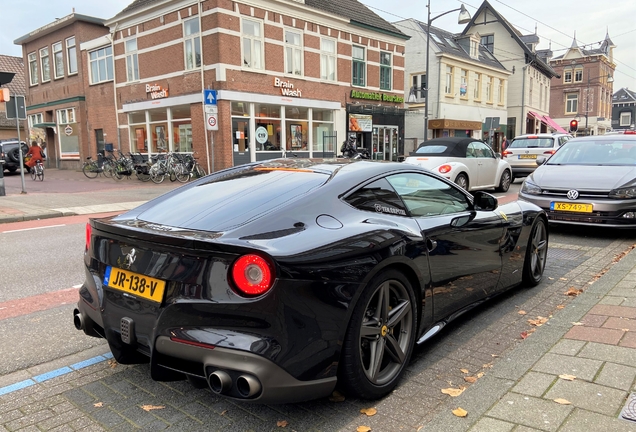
25 141 45 172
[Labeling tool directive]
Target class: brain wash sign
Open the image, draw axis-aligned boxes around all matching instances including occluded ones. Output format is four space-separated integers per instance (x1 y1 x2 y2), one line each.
146 84 169 100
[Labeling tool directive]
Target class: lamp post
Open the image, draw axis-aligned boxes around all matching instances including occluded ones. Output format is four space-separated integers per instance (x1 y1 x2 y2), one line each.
583 70 613 135
423 1 471 141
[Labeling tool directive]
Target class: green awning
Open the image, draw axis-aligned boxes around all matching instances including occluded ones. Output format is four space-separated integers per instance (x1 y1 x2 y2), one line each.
32 122 57 128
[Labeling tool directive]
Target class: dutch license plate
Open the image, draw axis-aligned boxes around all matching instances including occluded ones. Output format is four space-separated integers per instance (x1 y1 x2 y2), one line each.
519 154 537 159
550 202 593 213
103 266 166 303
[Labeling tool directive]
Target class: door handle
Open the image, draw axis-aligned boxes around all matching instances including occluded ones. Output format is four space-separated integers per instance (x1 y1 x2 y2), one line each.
426 239 437 252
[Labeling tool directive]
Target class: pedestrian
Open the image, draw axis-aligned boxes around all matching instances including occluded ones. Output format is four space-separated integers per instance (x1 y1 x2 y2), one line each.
501 135 508 151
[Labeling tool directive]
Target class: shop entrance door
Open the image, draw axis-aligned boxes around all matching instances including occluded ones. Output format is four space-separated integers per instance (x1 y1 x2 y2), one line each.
372 126 399 161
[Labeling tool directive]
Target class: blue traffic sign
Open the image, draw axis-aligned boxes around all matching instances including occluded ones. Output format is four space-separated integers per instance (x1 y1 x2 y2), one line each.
204 89 217 105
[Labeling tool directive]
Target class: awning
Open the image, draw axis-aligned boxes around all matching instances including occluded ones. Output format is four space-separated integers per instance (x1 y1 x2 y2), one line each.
32 122 57 129
542 115 568 134
527 111 543 121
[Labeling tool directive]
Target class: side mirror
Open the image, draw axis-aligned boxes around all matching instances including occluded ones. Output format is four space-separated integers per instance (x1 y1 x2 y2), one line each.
472 191 498 211
536 156 547 166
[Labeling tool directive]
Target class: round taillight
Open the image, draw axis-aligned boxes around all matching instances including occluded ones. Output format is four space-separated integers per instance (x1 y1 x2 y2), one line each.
438 164 452 174
231 254 273 296
85 223 92 251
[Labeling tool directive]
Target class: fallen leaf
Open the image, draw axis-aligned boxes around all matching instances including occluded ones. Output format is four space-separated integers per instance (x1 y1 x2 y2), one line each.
360 408 377 416
441 387 465 397
460 368 470 374
491 354 500 358
107 359 118 369
329 390 345 402
559 374 576 381
93 402 104 408
476 372 485 378
556 305 565 310
571 322 584 326
464 376 477 383
560 277 568 281
518 310 527 315
528 316 549 327
624 329 630 332
221 410 228 416
417 427 423 432
482 363 493 368
357 427 371 432
528 328 536 334
141 405 165 412
452 407 468 417
520 331 529 339
554 398 572 405
565 288 583 296
548 277 555 280
277 420 289 428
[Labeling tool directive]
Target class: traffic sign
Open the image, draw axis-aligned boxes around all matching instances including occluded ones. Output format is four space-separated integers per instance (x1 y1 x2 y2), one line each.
204 105 218 114
204 89 217 105
206 113 218 131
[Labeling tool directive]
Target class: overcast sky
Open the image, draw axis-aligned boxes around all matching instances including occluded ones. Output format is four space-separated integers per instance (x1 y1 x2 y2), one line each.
1 0 634 91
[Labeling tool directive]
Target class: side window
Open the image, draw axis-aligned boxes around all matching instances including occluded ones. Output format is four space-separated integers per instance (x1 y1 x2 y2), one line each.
473 142 493 158
387 173 470 217
344 178 407 216
466 143 477 158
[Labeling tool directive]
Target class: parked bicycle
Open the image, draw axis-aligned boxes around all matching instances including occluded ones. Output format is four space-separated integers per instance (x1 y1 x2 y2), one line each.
183 153 207 179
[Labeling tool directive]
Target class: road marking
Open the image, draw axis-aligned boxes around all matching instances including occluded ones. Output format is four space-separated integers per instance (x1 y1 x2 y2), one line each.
2 224 66 233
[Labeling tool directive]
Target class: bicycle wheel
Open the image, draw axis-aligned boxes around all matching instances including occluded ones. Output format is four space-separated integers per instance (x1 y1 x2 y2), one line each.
150 166 165 184
102 161 114 178
175 165 190 183
37 167 44 181
82 162 99 179
136 166 151 182
195 164 206 178
30 167 36 180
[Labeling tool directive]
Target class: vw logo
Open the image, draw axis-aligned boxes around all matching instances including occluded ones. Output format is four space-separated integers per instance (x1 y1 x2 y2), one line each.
566 190 579 200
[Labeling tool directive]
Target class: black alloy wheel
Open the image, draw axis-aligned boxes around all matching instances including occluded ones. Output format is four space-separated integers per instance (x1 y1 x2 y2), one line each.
340 270 416 399
496 170 512 192
523 218 548 286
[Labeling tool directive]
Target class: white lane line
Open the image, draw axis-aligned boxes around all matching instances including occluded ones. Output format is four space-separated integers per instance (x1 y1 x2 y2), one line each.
2 224 66 234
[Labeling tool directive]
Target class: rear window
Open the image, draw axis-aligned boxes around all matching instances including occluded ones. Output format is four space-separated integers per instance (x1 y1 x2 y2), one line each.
509 137 555 149
415 145 448 155
136 166 329 231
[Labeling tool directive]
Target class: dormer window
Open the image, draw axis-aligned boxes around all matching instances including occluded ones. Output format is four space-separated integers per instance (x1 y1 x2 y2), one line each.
470 40 479 58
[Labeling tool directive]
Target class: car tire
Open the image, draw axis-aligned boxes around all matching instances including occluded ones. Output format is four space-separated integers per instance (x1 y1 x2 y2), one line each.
496 170 512 192
522 218 548 287
7 148 20 163
339 269 417 399
7 167 17 172
455 173 469 191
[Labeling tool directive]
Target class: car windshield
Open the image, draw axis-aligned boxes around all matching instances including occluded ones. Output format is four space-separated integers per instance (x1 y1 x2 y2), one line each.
547 139 636 166
415 145 448 155
510 137 554 148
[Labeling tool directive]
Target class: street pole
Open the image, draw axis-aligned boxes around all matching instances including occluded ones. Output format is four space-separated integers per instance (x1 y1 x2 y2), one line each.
15 97 26 194
585 70 590 135
424 0 431 142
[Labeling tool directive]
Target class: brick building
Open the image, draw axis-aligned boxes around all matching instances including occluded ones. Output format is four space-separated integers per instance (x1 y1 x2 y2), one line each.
16 0 408 172
0 55 27 142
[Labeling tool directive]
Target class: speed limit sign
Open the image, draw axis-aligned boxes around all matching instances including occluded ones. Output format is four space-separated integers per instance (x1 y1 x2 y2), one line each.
206 113 218 131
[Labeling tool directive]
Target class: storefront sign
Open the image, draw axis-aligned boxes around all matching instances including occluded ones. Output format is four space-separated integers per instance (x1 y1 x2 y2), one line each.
273 77 302 97
350 90 404 103
64 125 73 136
349 114 372 132
146 83 169 100
255 126 268 144
429 119 482 130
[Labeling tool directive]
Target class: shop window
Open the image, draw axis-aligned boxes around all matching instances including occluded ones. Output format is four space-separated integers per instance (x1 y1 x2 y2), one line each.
184 17 201 70
40 47 50 82
352 46 365 87
312 108 334 153
242 19 263 69
286 106 308 120
57 108 78 157
320 37 336 81
28 52 38 86
285 29 303 76
125 38 139 82
231 102 248 116
53 42 64 79
380 52 391 90
66 37 77 75
89 46 114 84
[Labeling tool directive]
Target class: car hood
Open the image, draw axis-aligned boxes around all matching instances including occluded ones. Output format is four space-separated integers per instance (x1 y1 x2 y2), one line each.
530 165 636 190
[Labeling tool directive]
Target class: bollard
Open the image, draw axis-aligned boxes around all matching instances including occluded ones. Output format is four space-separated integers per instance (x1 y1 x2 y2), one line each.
0 160 5 196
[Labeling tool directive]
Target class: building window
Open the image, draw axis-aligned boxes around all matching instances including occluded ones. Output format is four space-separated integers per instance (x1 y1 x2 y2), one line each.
285 29 303 76
125 38 139 81
40 47 50 82
28 52 38 86
320 37 336 81
89 46 114 84
486 76 493 102
470 40 478 58
566 93 578 114
445 66 454 95
473 72 481 100
183 17 201 70
481 35 494 53
460 69 468 98
28 113 43 128
380 52 391 90
66 37 77 75
242 19 263 69
574 68 583 82
564 69 572 83
352 46 365 87
53 42 64 79
57 108 78 157
620 112 632 127
498 79 505 104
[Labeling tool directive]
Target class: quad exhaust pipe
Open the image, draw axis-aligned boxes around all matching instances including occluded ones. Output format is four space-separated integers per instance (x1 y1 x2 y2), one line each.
236 374 262 398
206 369 262 398
207 370 232 394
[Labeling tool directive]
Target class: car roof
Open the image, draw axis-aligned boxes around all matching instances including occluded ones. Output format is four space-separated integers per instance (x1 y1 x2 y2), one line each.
413 137 484 157
513 133 570 139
